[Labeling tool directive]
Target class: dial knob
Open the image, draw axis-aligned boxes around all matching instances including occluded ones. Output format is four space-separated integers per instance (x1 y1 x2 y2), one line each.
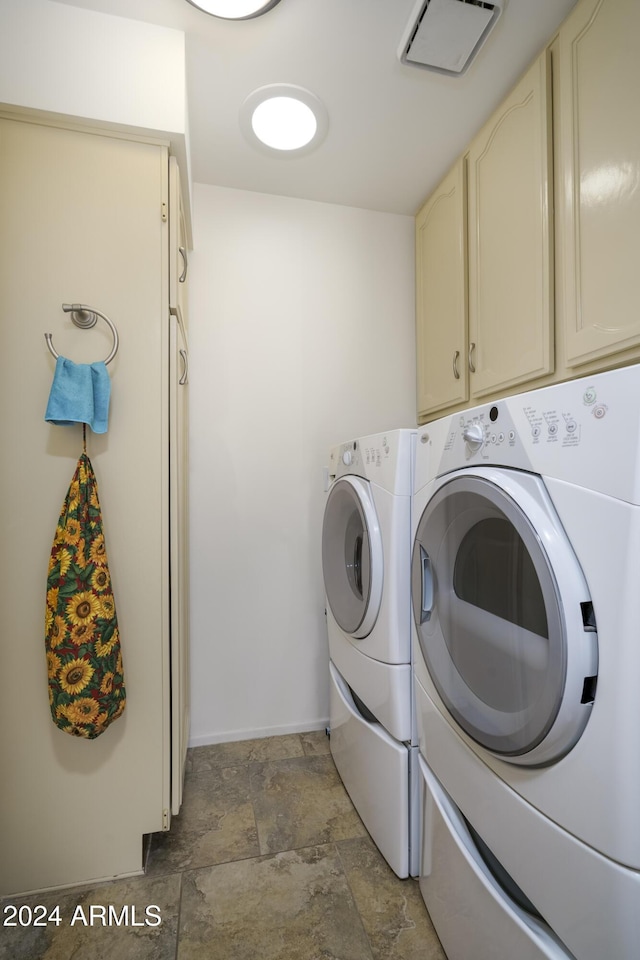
463 422 484 451
342 450 353 466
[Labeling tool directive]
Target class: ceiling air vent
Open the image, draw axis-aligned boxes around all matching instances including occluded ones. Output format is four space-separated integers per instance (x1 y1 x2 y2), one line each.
398 0 506 77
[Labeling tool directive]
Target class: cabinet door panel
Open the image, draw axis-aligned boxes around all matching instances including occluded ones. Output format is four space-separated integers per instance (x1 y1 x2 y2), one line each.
169 156 189 329
0 116 169 894
468 52 553 398
170 305 190 816
169 156 190 817
416 159 468 419
558 0 640 366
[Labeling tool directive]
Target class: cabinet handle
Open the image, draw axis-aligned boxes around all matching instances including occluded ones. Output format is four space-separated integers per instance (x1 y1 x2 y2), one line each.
178 246 188 283
179 349 188 386
452 350 460 380
468 342 476 374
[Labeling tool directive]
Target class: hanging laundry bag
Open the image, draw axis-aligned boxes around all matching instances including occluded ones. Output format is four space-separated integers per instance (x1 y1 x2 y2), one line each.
45 453 126 738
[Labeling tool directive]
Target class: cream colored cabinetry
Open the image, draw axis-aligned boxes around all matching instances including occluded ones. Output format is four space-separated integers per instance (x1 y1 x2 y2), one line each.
0 116 189 896
417 52 552 418
556 0 640 367
467 51 553 398
416 0 640 423
416 159 468 419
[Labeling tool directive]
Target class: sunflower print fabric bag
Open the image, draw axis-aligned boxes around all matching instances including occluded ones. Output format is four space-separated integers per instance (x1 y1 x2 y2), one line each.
45 453 126 738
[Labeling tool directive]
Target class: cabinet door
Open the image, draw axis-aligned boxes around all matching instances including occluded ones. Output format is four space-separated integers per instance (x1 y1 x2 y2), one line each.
169 159 190 816
416 158 468 419
0 116 169 894
169 303 190 816
468 51 553 399
557 0 640 366
169 156 189 329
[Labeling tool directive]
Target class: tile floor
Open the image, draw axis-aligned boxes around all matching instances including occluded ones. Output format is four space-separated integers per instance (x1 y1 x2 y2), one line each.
1 730 447 960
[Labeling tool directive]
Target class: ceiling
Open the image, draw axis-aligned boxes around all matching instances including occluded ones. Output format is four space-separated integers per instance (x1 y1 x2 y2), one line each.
57 0 578 215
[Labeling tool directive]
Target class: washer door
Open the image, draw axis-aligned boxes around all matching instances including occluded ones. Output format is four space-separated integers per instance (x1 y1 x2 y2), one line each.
412 469 598 766
322 476 383 639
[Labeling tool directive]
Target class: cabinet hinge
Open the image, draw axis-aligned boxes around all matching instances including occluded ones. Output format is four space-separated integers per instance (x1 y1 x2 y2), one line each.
162 808 170 831
161 202 168 223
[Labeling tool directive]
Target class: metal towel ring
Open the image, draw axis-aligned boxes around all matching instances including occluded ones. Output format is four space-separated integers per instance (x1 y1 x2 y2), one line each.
45 303 119 365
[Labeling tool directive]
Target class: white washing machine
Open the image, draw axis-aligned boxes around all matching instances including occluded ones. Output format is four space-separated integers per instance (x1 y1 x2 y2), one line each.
322 428 418 878
411 366 640 960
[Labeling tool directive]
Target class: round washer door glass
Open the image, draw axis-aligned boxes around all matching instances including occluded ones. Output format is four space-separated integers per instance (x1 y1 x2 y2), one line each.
322 476 383 638
412 473 597 763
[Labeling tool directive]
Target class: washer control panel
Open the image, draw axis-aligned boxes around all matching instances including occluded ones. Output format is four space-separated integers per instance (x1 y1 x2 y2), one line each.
328 436 393 482
328 440 361 481
327 431 412 492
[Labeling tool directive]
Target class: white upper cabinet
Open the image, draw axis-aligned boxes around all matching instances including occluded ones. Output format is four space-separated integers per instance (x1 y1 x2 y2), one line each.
557 0 640 367
467 50 554 399
415 158 468 419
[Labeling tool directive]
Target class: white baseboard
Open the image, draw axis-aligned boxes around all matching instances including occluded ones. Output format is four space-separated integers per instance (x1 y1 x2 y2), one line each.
188 717 329 749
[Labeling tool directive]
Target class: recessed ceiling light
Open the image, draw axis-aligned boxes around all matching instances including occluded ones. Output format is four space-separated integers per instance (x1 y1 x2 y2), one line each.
240 84 328 156
186 0 281 19
252 98 317 150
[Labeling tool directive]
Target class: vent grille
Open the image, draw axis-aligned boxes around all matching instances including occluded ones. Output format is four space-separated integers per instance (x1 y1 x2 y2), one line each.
409 0 498 49
398 0 505 77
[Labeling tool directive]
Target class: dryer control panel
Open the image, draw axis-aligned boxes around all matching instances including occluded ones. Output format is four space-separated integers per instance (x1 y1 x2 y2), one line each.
434 403 533 476
419 365 640 503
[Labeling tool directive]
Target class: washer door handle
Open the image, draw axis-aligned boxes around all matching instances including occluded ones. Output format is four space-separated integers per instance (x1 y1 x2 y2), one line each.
353 534 363 597
419 546 434 624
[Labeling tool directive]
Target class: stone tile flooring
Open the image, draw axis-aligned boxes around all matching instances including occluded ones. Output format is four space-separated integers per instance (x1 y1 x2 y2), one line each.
1 731 447 960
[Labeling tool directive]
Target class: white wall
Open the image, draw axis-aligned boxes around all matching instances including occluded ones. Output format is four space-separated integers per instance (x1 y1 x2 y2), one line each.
0 0 185 134
0 0 191 232
188 183 416 745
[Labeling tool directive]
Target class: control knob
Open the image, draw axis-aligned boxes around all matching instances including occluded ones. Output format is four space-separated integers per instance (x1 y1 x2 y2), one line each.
463 422 484 452
342 450 353 466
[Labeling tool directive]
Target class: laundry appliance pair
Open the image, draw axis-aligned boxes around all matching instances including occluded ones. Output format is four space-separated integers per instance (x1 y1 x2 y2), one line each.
322 428 418 879
411 366 640 960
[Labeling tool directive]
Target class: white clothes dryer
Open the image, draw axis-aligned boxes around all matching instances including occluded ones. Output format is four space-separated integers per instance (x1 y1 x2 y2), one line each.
411 366 640 960
322 428 418 877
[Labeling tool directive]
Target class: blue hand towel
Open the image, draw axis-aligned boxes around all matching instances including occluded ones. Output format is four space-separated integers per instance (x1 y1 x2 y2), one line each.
45 356 111 434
